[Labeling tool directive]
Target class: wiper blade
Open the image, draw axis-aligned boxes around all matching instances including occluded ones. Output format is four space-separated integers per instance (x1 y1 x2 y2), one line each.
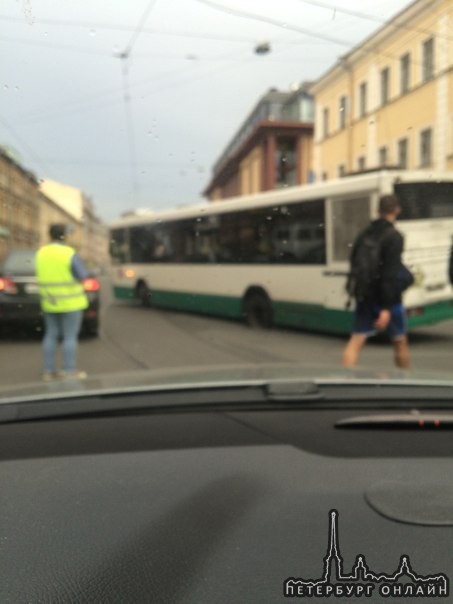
2 377 453 425
0 380 324 424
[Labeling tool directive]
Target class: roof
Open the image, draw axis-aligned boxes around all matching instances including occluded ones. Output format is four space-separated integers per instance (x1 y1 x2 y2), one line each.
211 88 295 175
0 147 38 185
310 0 428 93
39 179 85 221
111 168 453 229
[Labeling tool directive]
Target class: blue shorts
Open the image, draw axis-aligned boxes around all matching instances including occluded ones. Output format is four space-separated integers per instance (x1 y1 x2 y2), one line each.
352 303 407 340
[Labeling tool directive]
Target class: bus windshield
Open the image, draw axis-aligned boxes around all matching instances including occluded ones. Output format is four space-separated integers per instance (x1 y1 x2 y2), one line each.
395 182 453 220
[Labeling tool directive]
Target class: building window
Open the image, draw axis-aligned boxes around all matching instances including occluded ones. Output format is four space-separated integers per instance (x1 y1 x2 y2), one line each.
400 53 410 94
339 96 347 129
379 146 388 167
398 138 408 169
422 38 434 82
275 138 297 188
381 68 390 105
358 156 366 171
359 82 367 118
323 108 329 138
420 128 432 166
338 164 346 177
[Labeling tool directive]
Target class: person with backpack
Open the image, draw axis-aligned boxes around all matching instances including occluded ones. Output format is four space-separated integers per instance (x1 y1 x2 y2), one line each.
448 239 453 286
342 194 412 369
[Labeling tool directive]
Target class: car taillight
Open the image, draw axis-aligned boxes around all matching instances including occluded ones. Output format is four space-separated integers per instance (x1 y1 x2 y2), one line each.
0 277 18 294
83 278 100 292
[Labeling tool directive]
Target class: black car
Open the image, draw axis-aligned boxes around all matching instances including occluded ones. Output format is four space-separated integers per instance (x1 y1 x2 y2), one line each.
0 249 100 336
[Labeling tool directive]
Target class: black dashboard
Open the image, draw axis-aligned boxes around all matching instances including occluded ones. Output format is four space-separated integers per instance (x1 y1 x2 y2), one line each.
1 395 452 603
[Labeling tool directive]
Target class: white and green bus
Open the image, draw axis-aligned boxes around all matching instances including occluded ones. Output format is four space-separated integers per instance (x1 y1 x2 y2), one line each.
109 170 453 334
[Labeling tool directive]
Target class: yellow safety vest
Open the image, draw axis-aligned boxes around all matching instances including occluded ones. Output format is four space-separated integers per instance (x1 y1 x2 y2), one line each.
35 244 89 313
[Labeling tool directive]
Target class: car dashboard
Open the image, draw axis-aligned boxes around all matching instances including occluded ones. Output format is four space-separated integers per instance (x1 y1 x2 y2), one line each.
0 382 452 603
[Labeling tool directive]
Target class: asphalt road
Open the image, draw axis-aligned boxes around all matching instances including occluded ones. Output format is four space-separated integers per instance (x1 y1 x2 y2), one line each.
0 278 453 387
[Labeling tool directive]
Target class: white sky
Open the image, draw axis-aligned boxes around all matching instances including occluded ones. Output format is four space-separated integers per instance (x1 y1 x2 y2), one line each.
1 0 411 221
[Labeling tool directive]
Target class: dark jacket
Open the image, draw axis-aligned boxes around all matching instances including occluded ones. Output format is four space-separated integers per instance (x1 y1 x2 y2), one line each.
353 218 404 309
449 245 453 285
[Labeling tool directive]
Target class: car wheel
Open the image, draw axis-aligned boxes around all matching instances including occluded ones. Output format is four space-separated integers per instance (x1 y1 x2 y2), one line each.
243 291 273 328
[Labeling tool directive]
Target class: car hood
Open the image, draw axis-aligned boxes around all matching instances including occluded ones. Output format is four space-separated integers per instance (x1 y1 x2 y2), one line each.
1 362 453 403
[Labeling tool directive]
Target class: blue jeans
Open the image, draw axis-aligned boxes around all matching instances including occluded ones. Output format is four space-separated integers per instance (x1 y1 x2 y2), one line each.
42 311 83 372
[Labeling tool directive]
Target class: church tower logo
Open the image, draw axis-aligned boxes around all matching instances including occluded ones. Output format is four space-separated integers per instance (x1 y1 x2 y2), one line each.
284 510 449 598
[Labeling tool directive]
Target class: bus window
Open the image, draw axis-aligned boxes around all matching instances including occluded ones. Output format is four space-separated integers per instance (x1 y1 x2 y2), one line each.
130 225 155 263
332 197 370 262
184 217 218 263
395 182 453 219
271 199 326 264
110 229 129 264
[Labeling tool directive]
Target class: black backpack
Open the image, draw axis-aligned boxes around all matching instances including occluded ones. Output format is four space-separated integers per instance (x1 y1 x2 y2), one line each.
346 224 392 304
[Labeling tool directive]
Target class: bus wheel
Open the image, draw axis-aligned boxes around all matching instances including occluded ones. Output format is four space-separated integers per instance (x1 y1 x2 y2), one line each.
244 291 273 328
137 281 151 307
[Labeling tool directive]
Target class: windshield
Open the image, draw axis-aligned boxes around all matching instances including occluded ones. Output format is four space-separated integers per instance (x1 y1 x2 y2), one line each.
1 0 453 397
2 249 36 275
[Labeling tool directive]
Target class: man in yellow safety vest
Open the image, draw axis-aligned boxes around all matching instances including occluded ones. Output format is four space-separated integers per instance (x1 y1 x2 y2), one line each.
35 224 89 381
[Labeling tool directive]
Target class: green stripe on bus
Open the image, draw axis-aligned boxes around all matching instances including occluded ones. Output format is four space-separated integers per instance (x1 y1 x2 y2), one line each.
406 299 453 328
151 290 242 318
273 302 352 334
113 286 136 300
113 284 453 334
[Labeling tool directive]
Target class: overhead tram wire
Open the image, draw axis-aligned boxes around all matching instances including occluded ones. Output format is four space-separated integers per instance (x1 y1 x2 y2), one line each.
0 35 116 56
116 0 159 204
193 0 443 66
1 10 451 44
0 16 331 50
297 0 453 43
0 13 331 44
121 57 140 202
23 45 251 126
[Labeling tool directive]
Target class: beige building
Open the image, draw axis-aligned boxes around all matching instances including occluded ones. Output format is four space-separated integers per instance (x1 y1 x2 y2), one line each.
311 0 453 180
38 192 81 250
40 178 108 269
0 148 40 263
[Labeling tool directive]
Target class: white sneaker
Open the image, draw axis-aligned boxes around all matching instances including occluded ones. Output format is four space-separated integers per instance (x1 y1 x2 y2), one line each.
61 370 87 380
42 372 59 382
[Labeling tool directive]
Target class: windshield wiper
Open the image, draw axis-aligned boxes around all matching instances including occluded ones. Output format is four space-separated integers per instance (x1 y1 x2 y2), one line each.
0 380 324 424
2 378 453 424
